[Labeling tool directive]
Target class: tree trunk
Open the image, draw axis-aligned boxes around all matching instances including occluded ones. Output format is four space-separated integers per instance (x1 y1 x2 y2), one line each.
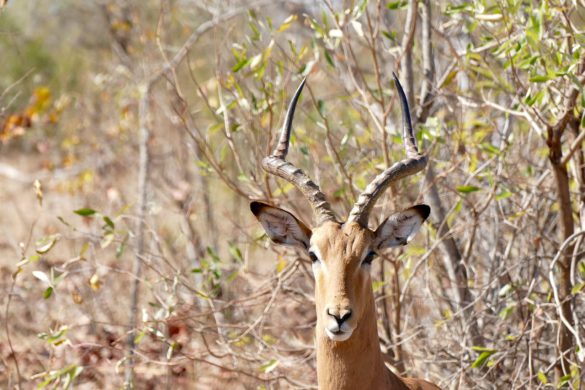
548 133 575 380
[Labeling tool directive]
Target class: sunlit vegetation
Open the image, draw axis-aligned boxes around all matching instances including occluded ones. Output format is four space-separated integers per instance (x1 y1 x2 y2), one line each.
0 1 584 388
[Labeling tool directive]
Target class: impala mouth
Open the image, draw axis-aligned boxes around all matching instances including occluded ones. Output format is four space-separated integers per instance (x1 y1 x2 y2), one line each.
325 327 352 342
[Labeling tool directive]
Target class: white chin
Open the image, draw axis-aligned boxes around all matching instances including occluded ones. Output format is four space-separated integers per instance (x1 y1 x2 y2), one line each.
325 328 352 342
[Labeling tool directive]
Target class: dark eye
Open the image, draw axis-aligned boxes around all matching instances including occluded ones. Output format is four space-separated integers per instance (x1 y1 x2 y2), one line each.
362 251 376 266
309 251 319 263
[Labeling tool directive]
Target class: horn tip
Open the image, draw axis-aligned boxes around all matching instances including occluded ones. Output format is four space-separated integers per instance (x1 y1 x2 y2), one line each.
296 76 307 93
393 72 403 89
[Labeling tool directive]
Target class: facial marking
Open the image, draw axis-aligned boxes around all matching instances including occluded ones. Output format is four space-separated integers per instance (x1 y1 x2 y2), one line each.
309 246 327 276
309 222 376 342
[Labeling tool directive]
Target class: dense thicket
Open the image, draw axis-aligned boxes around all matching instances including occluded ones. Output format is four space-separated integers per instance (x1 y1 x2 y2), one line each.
0 1 584 388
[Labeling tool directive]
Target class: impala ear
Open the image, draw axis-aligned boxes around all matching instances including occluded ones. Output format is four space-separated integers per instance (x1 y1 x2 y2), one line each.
374 205 430 249
250 202 311 250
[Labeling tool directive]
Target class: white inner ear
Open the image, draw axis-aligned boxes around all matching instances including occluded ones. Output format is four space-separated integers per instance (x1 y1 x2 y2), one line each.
375 209 425 249
257 208 309 249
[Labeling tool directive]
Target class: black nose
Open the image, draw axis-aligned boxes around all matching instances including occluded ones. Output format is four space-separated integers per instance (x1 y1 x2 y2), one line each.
326 308 352 325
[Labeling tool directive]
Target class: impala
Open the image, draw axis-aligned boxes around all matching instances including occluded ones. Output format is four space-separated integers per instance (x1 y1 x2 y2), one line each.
250 74 440 390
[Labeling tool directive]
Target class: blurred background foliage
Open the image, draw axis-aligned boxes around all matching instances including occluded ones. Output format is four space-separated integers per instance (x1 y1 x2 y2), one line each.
0 0 584 389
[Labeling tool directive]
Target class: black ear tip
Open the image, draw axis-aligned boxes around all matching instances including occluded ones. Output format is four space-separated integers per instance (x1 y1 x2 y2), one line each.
250 201 265 216
414 204 431 220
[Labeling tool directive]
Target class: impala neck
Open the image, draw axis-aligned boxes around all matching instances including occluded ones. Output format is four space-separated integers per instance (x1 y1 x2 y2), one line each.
315 292 408 390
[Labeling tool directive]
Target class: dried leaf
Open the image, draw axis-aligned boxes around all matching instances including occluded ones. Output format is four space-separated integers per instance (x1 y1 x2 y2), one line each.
33 179 43 207
89 273 102 291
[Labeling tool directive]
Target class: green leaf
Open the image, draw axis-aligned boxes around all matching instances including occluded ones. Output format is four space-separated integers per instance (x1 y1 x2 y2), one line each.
524 89 545 107
43 286 53 299
100 232 114 249
206 246 221 263
324 49 334 67
277 14 296 32
496 191 512 201
228 244 243 262
248 20 260 41
259 359 279 373
457 185 480 194
471 346 497 352
529 75 550 83
36 234 60 254
134 330 145 345
103 216 115 230
499 303 516 320
116 236 127 258
38 326 68 344
317 99 325 116
38 376 52 388
226 270 239 283
372 280 385 293
64 365 83 387
387 1 407 9
74 208 96 216
57 216 71 227
381 30 397 42
579 261 585 278
79 242 90 258
440 70 458 88
517 55 538 70
480 142 501 155
471 350 496 368
537 370 548 384
445 3 473 15
571 282 585 295
276 258 287 273
558 374 572 386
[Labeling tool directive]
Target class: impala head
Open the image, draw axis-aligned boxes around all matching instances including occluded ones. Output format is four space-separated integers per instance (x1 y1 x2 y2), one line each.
251 74 430 342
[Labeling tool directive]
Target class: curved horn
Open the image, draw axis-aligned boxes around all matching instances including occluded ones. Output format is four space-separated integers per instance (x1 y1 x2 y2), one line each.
262 78 338 225
347 73 428 226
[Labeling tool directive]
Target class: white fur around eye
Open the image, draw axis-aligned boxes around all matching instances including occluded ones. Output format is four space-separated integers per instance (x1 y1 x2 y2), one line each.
311 261 321 275
309 246 326 276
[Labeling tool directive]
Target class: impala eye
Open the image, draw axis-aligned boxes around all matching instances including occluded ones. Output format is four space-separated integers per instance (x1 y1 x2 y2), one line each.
362 251 376 266
309 251 320 263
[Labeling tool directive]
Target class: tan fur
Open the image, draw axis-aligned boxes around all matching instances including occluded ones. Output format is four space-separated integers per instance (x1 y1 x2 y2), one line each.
311 222 440 390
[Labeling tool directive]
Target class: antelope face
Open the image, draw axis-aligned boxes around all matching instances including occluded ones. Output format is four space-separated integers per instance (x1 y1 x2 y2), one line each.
309 221 373 342
251 202 430 342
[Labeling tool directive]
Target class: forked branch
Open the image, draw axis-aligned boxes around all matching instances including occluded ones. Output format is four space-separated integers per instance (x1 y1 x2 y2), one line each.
262 78 338 225
347 73 427 226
